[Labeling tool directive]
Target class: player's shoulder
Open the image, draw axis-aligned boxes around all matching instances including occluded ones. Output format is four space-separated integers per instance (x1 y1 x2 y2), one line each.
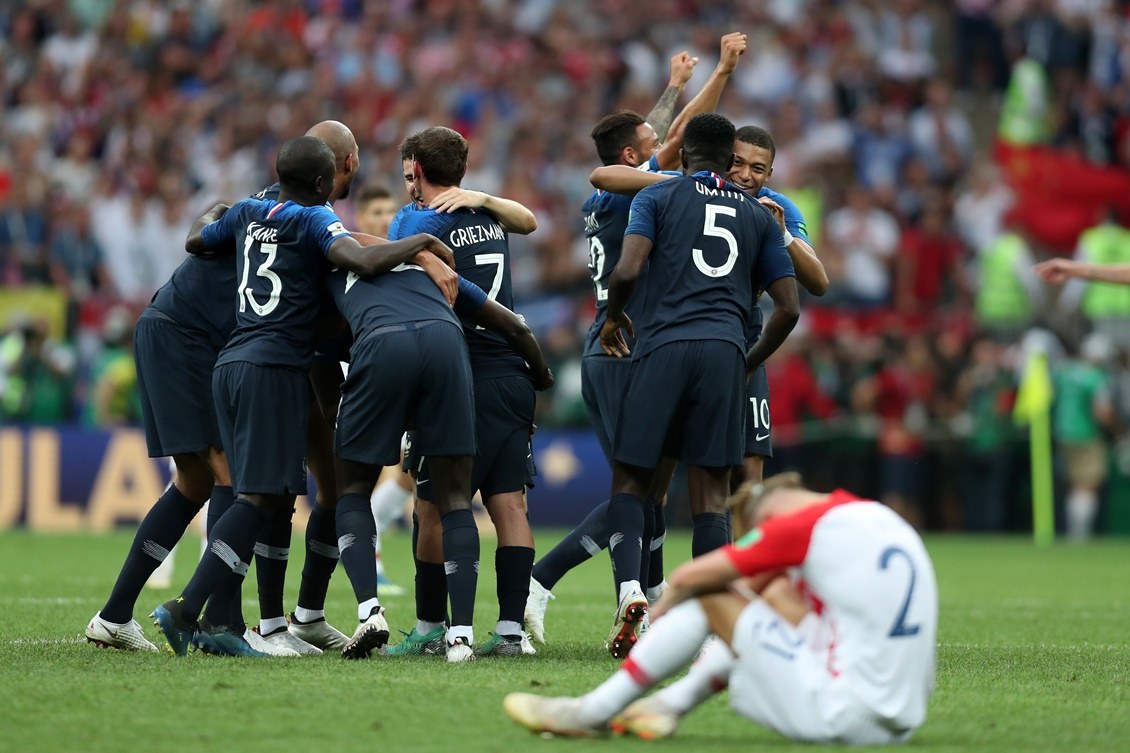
252 182 281 201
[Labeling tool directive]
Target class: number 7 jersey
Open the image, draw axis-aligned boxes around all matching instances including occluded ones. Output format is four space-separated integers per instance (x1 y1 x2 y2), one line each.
725 492 938 732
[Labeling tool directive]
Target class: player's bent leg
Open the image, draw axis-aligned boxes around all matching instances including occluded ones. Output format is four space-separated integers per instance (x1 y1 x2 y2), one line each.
383 500 447 657
733 454 765 491
335 459 390 659
605 462 654 659
687 465 732 558
426 455 479 662
479 491 536 657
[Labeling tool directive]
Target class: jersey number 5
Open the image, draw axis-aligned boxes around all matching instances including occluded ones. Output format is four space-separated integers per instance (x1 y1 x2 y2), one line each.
694 205 739 278
878 546 921 638
237 235 282 317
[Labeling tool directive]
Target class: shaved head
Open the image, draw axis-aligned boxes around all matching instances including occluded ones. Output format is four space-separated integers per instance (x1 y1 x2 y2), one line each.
304 120 360 201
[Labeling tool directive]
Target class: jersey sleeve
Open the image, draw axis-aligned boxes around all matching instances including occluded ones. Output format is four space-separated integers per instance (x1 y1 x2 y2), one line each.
723 500 843 576
453 277 489 316
625 187 659 242
394 207 456 240
641 155 661 173
775 193 812 246
199 200 245 250
753 211 795 288
304 206 353 256
387 203 417 240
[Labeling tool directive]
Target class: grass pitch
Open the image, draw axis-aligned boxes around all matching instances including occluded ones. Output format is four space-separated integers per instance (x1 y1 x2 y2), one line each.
0 529 1127 753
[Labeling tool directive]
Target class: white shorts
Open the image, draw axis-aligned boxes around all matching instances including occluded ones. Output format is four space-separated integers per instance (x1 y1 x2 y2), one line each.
727 600 913 746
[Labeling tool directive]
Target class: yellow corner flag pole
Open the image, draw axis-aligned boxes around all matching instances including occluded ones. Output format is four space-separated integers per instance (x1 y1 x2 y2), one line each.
1013 350 1055 545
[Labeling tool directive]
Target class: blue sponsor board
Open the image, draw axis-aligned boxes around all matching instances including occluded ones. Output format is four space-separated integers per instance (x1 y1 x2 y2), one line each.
0 425 611 531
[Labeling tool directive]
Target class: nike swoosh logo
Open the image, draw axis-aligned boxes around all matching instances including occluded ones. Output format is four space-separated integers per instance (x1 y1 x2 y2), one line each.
94 622 119 639
755 433 770 441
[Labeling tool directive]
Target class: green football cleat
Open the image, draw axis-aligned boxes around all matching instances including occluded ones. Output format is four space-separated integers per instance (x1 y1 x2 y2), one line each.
381 626 446 656
194 626 268 658
474 632 531 658
150 598 197 656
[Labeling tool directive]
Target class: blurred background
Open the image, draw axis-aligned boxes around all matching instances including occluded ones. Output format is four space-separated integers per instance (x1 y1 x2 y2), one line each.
4 0 1130 536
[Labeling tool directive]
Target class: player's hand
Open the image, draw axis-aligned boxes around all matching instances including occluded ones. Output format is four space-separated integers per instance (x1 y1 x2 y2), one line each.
718 32 747 74
429 187 487 213
531 366 555 391
599 312 634 358
668 51 698 88
1033 258 1076 285
415 251 459 306
757 196 787 235
418 233 456 268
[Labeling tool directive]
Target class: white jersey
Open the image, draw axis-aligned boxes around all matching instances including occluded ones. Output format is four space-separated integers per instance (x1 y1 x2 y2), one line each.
725 491 938 735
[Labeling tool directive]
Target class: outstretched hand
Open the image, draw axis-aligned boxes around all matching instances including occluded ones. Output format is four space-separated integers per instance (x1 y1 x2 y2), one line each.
718 32 748 74
1033 258 1076 285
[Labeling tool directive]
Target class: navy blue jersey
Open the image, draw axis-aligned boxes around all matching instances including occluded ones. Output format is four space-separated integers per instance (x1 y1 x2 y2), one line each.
390 204 527 379
625 171 794 359
149 185 280 352
202 198 349 369
327 264 487 345
748 185 812 343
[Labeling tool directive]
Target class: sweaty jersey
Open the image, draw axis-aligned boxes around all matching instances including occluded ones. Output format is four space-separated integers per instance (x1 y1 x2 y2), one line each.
725 491 937 732
150 185 280 352
326 264 487 343
581 156 678 359
749 186 811 343
624 171 794 360
200 198 350 370
390 203 527 379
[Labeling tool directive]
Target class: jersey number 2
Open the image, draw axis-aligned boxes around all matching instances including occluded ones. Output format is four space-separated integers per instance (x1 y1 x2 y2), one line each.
879 546 921 638
237 235 281 317
694 205 739 278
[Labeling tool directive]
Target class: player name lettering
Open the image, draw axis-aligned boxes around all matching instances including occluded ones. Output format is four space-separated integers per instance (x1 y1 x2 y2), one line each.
448 223 504 247
245 222 278 243
694 182 746 201
583 212 599 233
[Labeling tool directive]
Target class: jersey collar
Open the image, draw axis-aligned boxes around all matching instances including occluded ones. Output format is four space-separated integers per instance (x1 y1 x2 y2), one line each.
692 170 729 190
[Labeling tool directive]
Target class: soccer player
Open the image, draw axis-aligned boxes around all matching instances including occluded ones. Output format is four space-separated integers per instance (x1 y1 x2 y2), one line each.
598 113 799 659
504 473 937 743
385 125 549 659
151 136 456 658
525 31 748 647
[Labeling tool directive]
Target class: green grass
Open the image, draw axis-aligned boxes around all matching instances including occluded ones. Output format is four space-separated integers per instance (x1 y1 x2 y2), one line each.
0 530 1127 753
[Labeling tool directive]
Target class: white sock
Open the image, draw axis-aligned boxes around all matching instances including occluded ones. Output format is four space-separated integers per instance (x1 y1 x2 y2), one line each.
496 620 523 637
647 580 668 603
371 479 412 530
1066 489 1098 539
293 607 324 624
358 597 381 623
416 619 444 635
578 599 709 725
448 624 473 644
618 579 643 603
259 616 288 636
655 635 736 714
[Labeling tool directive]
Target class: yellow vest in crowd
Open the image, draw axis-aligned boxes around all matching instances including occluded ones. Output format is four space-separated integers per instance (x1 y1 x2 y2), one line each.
977 233 1031 326
1080 224 1130 319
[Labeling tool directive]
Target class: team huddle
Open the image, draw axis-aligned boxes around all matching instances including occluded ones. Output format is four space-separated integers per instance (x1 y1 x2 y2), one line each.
84 32 938 745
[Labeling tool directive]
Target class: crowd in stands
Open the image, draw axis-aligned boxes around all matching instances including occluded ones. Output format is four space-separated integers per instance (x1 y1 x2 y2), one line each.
4 0 1130 532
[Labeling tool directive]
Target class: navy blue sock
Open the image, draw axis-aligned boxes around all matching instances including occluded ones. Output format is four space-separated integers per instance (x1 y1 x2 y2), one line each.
692 512 730 558
606 493 645 592
202 486 244 631
413 513 448 624
101 485 199 624
638 497 655 587
254 505 293 623
531 499 610 590
297 503 338 613
496 546 534 629
336 493 377 605
441 509 479 628
648 502 667 589
181 499 265 623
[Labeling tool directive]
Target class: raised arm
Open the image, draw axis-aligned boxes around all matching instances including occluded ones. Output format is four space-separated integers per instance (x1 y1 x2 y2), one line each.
185 203 230 255
428 188 538 235
589 166 675 195
470 300 554 390
653 32 747 170
645 52 699 141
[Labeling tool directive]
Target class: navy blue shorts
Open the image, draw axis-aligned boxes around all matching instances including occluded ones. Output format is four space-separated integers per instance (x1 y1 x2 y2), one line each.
336 320 475 467
135 309 223 457
416 374 536 501
613 340 746 469
581 355 632 464
744 363 773 458
212 361 309 496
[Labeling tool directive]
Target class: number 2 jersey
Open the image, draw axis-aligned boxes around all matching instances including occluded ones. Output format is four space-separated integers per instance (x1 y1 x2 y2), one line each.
199 198 350 370
389 204 527 379
725 491 938 732
624 171 795 360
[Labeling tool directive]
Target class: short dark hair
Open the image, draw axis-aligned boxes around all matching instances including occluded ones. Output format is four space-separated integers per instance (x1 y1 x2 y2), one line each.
591 110 646 166
355 184 393 206
276 136 336 192
735 125 777 162
399 127 467 187
683 113 736 168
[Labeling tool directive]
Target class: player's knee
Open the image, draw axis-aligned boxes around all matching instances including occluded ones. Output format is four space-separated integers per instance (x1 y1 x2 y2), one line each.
172 455 215 503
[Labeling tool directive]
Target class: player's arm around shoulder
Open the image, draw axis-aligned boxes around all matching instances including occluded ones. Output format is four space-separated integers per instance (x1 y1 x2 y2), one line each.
589 165 675 195
758 194 827 296
428 187 538 235
185 201 233 255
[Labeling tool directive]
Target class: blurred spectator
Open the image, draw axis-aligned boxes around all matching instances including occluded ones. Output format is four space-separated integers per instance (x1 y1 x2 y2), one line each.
0 182 50 285
84 308 139 428
895 198 967 316
824 187 899 307
907 78 975 182
973 226 1042 339
0 318 76 424
1058 208 1130 350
